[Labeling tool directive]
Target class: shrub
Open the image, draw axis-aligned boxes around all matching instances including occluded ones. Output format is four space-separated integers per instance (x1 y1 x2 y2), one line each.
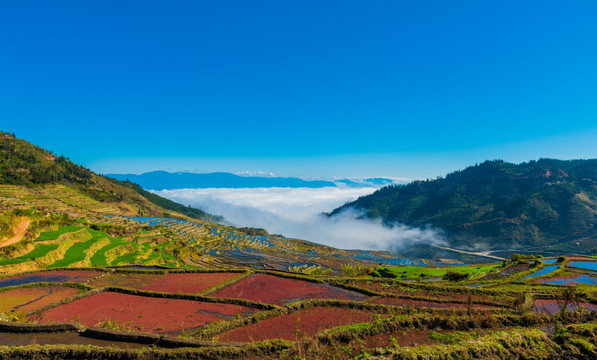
443 271 470 281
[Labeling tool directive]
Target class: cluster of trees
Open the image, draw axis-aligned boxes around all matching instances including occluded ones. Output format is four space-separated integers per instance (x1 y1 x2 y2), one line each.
331 159 597 251
0 132 92 186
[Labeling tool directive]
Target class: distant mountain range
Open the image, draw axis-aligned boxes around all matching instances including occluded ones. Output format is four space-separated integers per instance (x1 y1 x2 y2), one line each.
106 171 400 190
330 159 597 255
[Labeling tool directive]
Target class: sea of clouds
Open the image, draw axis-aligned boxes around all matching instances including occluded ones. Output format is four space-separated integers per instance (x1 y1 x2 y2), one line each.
152 187 445 251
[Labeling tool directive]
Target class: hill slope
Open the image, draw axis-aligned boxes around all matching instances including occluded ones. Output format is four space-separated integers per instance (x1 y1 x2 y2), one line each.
0 131 220 222
330 159 597 254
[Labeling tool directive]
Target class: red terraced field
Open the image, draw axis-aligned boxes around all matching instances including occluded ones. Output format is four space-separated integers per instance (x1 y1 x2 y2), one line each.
0 286 79 313
35 292 257 333
218 306 375 342
140 272 243 294
350 282 509 305
372 297 496 309
86 273 162 288
532 300 597 315
211 274 368 305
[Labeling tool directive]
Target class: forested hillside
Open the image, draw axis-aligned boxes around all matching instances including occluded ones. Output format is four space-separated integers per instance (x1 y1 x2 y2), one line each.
330 159 597 254
0 131 219 221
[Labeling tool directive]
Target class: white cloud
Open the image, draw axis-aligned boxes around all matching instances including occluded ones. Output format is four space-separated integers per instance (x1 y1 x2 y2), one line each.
152 187 445 251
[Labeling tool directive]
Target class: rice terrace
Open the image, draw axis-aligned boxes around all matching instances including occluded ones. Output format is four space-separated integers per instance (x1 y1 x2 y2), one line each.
3 2 597 359
1 132 597 359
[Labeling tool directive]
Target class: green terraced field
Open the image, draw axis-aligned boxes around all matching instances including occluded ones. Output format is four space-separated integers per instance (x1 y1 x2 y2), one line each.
372 263 501 280
0 258 29 266
35 226 85 242
18 244 59 260
89 237 130 267
48 239 96 268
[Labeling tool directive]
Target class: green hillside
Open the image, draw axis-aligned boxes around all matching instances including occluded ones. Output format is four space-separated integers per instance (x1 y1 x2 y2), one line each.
330 159 597 254
0 131 219 222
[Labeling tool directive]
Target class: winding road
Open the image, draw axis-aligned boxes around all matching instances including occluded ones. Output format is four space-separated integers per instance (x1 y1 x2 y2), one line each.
0 218 31 248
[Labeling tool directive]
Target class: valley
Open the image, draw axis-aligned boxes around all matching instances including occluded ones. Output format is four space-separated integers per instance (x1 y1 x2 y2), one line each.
1 133 597 359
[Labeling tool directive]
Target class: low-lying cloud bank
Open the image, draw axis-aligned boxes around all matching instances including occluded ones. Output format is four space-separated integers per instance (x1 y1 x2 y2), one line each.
152 187 445 251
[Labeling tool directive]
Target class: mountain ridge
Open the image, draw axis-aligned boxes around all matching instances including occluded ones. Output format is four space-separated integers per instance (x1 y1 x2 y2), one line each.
330 158 597 255
106 171 400 189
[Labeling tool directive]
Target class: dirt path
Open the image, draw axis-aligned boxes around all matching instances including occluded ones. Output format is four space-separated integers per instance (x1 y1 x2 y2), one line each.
432 245 505 261
0 218 31 248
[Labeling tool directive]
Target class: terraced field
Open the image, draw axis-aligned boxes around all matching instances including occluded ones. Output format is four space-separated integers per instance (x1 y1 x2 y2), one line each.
0 261 596 359
34 292 258 334
123 216 431 274
0 224 186 274
2 183 597 358
0 185 120 218
0 187 433 276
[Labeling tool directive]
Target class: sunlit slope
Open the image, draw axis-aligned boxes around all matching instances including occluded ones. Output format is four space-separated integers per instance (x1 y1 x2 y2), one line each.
0 131 218 221
331 159 597 254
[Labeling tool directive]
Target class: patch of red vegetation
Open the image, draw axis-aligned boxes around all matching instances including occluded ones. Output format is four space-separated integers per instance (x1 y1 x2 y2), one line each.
0 286 78 313
350 281 508 305
87 273 161 288
211 274 368 305
532 300 597 315
372 297 495 310
218 306 374 342
140 272 242 294
35 292 257 333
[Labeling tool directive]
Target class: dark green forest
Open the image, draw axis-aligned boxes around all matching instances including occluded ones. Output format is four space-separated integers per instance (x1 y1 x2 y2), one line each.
331 159 597 254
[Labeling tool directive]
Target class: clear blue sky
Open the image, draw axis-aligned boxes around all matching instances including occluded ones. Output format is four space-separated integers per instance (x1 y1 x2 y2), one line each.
2 1 597 179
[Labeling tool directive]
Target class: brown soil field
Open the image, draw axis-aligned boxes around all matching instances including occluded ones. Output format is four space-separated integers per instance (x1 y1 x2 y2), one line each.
212 274 368 305
0 286 79 313
140 272 243 294
35 292 257 333
218 306 375 342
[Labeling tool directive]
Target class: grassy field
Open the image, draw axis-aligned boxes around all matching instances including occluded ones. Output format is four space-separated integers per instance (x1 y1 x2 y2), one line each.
48 237 100 268
18 244 59 259
371 263 501 280
35 226 85 242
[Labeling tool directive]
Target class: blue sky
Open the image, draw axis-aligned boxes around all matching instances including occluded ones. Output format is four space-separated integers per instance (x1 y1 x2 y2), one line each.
2 1 597 179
